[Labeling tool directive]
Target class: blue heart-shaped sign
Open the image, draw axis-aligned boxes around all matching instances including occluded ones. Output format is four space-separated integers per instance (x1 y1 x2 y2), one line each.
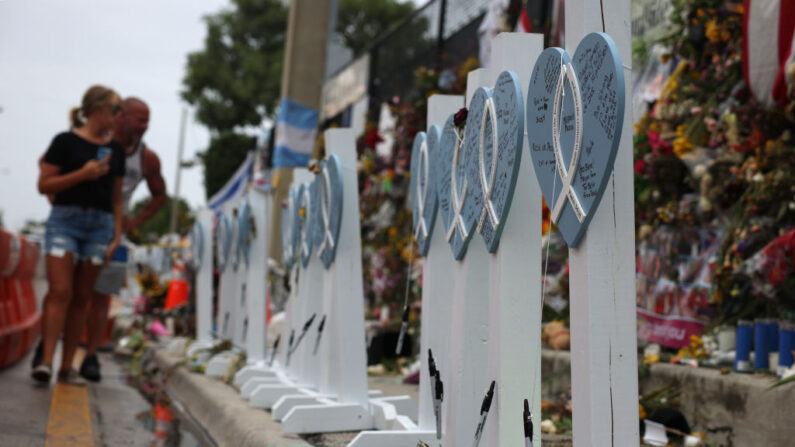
230 211 241 271
190 221 204 270
464 70 525 253
297 182 314 268
216 214 233 273
311 155 344 269
410 126 440 257
435 114 478 260
237 200 252 267
282 187 298 270
526 32 625 247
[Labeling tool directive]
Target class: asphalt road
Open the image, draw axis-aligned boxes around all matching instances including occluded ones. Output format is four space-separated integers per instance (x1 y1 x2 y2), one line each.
0 348 155 446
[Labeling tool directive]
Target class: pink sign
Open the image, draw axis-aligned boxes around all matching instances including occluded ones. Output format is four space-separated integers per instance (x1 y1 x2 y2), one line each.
637 308 706 349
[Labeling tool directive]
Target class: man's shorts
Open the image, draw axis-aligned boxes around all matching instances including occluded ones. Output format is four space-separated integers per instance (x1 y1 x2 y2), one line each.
44 205 113 265
94 245 128 295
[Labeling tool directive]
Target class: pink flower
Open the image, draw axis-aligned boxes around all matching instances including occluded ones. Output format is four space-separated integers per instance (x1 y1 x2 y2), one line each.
634 159 647 175
691 106 702 115
704 117 718 132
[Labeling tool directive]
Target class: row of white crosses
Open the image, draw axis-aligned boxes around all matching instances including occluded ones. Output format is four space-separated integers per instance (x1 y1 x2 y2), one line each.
236 129 415 434
202 187 271 378
351 5 636 444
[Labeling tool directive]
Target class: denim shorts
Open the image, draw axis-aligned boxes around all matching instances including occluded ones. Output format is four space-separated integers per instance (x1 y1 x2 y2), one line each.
45 205 114 265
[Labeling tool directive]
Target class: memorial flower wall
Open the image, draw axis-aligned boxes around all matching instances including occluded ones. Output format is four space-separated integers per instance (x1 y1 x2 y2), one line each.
356 61 477 318
633 0 795 329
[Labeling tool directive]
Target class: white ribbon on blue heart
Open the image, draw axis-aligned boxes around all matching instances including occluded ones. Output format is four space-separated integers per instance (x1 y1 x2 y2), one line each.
550 62 586 224
317 166 336 256
300 187 312 260
446 132 469 242
476 96 501 233
283 193 295 263
414 139 430 240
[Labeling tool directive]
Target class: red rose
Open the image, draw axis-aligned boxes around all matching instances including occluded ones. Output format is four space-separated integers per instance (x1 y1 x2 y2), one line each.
453 107 468 128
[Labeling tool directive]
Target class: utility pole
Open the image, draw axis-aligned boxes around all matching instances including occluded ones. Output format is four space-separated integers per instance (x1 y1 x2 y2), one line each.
270 0 332 263
169 107 188 238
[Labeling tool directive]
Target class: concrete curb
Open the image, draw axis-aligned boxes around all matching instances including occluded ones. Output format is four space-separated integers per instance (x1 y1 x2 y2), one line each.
154 350 311 447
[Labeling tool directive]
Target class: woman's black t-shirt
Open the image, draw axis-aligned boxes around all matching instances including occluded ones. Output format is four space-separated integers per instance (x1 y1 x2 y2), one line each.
43 132 125 212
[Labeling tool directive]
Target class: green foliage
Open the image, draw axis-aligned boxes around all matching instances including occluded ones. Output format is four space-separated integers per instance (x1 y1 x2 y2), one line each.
181 0 288 131
201 131 255 200
128 196 194 243
336 0 415 55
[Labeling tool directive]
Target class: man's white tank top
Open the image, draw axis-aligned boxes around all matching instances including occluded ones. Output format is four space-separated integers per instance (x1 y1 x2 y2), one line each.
122 141 145 213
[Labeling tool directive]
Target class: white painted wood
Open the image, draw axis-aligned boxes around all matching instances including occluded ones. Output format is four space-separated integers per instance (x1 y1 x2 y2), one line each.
206 201 242 378
272 394 330 421
417 94 462 435
479 32 544 447
230 203 248 350
279 129 374 433
564 0 639 445
240 375 283 399
195 208 214 346
319 128 370 407
232 189 275 388
245 188 270 363
346 95 463 447
445 227 491 447
217 202 238 343
281 401 373 434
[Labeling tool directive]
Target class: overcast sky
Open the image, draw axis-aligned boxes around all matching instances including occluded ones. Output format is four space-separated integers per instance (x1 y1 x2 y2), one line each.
0 0 232 231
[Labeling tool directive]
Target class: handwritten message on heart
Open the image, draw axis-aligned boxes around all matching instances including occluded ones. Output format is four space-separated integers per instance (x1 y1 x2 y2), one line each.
411 126 440 257
190 221 204 270
464 70 525 253
311 155 344 269
216 214 233 273
238 200 252 267
435 114 478 260
526 32 625 247
297 182 314 268
282 187 298 270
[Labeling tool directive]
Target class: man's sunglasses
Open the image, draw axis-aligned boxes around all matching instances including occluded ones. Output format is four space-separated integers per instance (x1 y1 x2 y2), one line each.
110 104 123 115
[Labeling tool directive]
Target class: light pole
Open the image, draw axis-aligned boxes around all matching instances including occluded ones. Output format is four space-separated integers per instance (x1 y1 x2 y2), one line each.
168 107 188 238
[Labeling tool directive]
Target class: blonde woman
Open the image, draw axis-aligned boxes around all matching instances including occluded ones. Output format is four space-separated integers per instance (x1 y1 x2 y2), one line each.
33 85 125 384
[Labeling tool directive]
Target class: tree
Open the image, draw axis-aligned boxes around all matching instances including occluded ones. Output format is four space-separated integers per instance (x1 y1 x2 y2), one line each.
201 131 256 199
128 196 194 244
181 0 415 199
337 0 416 55
182 0 288 131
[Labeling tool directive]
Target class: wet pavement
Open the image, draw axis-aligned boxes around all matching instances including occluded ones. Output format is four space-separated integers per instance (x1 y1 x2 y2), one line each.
0 348 155 446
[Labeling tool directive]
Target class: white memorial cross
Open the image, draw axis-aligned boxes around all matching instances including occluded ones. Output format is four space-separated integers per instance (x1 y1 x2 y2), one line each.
233 187 276 388
348 94 464 447
206 201 244 377
278 129 375 434
186 208 214 357
481 32 544 447
242 170 321 401
564 0 639 444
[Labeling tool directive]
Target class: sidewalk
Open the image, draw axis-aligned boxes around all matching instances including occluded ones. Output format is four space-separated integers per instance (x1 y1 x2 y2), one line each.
0 349 155 446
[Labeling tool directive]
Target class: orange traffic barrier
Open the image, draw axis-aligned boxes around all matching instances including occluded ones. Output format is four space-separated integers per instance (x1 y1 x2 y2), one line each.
164 261 189 311
154 402 173 439
0 229 41 368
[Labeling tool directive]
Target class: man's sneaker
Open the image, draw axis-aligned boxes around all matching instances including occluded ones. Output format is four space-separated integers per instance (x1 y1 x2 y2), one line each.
57 368 87 386
31 341 43 369
32 363 52 383
79 354 101 382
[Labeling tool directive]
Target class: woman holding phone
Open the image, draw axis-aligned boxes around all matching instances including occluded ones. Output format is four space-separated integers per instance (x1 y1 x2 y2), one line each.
33 85 125 384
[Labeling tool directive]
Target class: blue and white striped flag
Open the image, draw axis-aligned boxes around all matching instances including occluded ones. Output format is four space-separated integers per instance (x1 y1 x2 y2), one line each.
207 151 253 213
273 98 317 167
